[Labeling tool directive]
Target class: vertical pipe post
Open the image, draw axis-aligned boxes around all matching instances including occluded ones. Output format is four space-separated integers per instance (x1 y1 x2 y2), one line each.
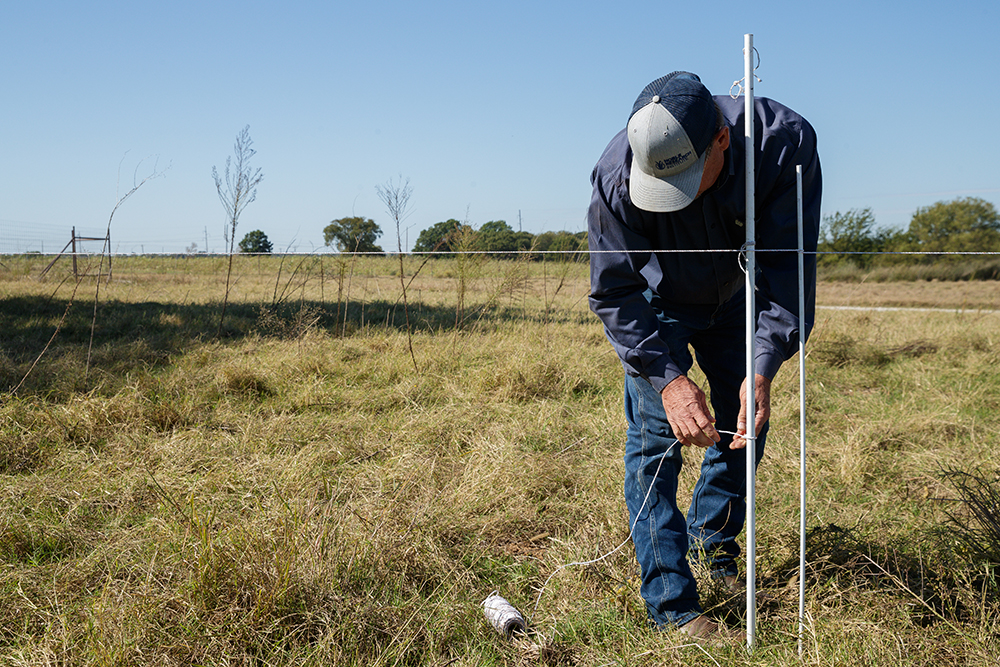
71 226 78 279
796 165 807 655
743 32 757 649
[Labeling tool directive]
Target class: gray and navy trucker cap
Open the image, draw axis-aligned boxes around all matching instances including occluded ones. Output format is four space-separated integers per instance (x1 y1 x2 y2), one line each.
627 72 716 212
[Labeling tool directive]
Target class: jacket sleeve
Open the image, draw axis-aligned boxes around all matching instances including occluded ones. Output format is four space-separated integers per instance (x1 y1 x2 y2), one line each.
752 109 822 380
587 164 682 393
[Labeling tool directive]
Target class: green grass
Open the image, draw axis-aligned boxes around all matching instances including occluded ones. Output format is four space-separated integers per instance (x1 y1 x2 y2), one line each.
1 255 999 665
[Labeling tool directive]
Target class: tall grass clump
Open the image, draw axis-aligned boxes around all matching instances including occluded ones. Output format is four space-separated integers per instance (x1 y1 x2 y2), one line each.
939 467 1000 610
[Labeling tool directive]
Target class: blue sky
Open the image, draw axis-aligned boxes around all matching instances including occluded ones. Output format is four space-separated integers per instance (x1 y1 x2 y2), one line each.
2 1 998 254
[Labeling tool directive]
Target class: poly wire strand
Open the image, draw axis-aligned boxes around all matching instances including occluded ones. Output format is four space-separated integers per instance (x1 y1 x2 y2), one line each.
528 429 754 625
389 248 998 256
46 248 1000 258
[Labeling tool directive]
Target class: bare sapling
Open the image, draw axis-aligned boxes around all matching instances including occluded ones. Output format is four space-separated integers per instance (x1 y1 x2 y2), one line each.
269 239 313 308
376 176 417 372
87 155 166 376
452 210 483 332
542 248 575 328
333 256 350 335
213 125 263 337
469 247 531 330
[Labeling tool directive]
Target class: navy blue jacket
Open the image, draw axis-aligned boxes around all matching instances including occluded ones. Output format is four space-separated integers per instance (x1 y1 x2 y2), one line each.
588 95 822 392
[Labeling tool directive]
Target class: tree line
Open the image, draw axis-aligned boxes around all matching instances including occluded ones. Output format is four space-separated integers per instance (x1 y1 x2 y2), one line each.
237 195 1000 273
320 217 588 260
819 196 1000 269
198 127 1000 282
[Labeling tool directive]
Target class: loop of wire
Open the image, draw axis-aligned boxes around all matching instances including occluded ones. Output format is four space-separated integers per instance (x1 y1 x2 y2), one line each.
730 46 763 99
738 241 755 276
530 429 755 624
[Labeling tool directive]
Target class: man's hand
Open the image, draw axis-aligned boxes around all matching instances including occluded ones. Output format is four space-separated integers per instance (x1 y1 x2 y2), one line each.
660 375 719 448
732 374 771 450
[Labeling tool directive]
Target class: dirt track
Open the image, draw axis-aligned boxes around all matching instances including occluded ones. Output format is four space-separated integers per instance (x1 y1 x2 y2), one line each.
818 280 1000 311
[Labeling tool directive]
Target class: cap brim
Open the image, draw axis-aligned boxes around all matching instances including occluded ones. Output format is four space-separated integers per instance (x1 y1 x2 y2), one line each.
629 150 706 213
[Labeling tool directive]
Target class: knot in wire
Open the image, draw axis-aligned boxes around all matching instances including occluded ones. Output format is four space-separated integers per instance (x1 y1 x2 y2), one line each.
738 241 756 276
718 429 756 442
730 46 763 98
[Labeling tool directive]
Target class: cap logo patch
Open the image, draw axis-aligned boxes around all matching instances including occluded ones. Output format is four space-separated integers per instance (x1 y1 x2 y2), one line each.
656 150 693 172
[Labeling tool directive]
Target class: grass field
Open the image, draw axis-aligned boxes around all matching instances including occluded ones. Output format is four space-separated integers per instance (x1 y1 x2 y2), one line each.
2 254 999 666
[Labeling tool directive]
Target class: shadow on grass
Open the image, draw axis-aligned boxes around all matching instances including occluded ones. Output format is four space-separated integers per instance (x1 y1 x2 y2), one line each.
763 522 997 628
693 522 980 635
0 295 592 395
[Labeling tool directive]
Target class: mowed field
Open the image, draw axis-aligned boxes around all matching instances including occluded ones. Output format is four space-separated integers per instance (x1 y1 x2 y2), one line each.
817 280 1000 311
1 254 999 666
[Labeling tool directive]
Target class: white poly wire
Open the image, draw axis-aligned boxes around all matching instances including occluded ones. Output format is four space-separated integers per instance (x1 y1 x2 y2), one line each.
54 248 1000 258
528 223 782 627
529 430 754 625
730 46 762 99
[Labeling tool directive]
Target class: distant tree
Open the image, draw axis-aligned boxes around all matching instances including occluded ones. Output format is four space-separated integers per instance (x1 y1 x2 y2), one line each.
532 231 557 252
473 220 533 255
904 197 1000 257
534 230 587 261
239 229 273 254
324 217 383 253
512 231 534 252
819 208 881 267
473 220 512 252
413 219 470 254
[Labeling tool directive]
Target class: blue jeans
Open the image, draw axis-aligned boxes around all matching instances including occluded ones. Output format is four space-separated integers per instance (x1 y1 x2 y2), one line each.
623 291 767 628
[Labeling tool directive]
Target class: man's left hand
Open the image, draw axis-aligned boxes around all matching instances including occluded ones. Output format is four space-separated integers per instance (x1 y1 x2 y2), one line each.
732 374 771 450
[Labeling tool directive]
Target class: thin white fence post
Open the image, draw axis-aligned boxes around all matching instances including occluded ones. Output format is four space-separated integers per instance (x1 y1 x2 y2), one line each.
796 164 807 655
743 32 757 649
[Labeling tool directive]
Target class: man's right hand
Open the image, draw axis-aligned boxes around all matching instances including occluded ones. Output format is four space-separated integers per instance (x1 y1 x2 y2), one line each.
660 375 720 448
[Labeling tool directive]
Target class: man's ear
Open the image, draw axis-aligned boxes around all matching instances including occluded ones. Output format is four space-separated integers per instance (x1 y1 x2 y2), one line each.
717 126 731 151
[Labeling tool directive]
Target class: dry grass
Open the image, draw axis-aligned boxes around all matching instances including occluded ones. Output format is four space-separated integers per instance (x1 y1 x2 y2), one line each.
817 279 1000 311
1 255 999 665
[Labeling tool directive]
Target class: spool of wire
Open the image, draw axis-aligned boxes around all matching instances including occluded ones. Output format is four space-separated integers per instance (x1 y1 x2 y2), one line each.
482 592 527 637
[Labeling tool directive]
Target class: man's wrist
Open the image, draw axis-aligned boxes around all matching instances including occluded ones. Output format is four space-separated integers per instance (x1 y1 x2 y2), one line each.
652 370 683 395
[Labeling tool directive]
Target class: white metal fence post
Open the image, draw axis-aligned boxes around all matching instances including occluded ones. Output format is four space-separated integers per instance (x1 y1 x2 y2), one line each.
743 32 757 649
796 164 807 655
